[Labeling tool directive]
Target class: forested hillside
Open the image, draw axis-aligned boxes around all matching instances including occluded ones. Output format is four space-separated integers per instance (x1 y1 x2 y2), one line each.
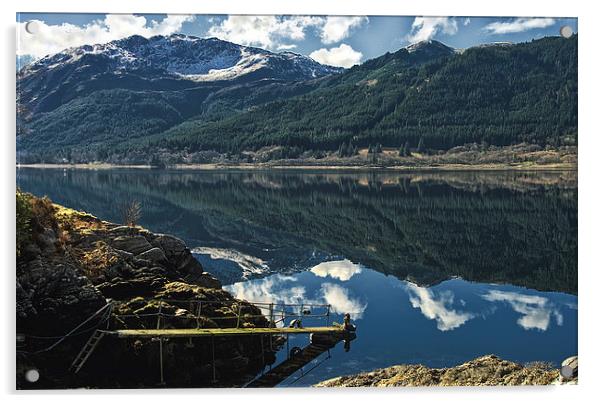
16 35 577 164
150 36 577 154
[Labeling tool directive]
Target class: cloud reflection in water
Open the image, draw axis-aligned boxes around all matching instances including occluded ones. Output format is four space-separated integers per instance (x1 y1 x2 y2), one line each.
482 290 564 331
225 272 367 319
406 283 474 331
310 259 362 281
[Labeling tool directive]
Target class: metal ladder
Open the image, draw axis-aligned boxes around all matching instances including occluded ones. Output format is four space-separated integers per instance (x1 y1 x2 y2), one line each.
69 330 106 374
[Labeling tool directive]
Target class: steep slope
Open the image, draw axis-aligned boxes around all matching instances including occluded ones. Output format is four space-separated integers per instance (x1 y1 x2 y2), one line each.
148 36 576 153
16 34 341 160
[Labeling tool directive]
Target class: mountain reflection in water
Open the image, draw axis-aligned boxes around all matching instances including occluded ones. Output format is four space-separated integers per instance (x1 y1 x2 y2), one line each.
17 168 577 386
17 169 577 293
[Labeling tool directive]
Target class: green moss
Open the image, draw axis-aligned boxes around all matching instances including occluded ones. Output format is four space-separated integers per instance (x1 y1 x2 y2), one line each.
16 190 33 257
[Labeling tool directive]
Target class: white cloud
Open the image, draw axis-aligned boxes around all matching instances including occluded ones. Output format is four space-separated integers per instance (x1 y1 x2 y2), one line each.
482 290 563 331
277 44 298 51
406 17 458 43
310 259 362 281
17 14 195 59
207 15 368 50
483 18 556 35
207 15 323 50
309 43 362 68
320 16 368 44
406 283 474 331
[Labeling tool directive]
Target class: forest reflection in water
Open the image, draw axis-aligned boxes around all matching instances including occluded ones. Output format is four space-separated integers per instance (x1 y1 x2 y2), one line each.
17 168 577 294
17 168 577 385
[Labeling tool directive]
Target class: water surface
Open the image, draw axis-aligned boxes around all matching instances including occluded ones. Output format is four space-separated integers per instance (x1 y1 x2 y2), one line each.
17 168 577 386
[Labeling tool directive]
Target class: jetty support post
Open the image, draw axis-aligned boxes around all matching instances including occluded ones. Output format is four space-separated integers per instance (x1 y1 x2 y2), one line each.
195 301 202 328
156 300 162 329
286 334 289 357
261 335 265 367
236 304 242 328
211 336 217 383
269 303 274 351
158 337 165 386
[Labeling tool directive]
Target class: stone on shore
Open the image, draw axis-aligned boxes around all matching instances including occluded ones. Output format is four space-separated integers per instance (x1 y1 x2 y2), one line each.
314 355 561 387
112 235 153 255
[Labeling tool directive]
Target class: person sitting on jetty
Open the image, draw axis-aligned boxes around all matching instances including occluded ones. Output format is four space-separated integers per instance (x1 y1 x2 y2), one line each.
289 318 303 328
343 313 356 331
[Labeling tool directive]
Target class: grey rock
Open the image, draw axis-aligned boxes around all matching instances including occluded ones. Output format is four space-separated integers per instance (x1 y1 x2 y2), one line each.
147 266 168 276
20 242 41 261
114 249 134 260
104 261 134 280
16 257 106 332
183 272 222 289
152 234 187 258
137 247 167 263
132 258 153 268
560 356 578 381
16 280 36 319
177 253 203 274
108 226 140 236
112 235 152 255
38 228 57 254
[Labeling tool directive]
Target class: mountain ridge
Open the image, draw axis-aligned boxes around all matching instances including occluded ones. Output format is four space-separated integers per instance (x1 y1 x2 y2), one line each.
16 35 577 164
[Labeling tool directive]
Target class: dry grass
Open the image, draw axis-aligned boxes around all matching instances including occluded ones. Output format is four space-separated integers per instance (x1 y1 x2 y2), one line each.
29 196 58 233
54 205 107 234
74 241 120 279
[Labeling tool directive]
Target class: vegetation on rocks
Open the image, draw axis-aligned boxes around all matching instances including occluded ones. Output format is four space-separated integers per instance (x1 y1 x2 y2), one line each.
314 355 567 387
16 191 276 389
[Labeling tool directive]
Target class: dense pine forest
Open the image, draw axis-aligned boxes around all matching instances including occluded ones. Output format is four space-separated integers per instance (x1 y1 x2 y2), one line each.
16 36 577 164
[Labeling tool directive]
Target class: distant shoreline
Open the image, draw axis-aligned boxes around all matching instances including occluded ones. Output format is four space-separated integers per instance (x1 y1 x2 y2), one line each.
16 162 577 172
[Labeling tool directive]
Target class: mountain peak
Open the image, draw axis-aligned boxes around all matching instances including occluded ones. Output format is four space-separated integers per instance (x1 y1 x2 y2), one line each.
19 33 342 83
405 40 455 55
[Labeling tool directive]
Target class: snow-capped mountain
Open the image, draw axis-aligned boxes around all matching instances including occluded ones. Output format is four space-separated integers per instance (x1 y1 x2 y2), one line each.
19 34 341 82
17 34 342 117
16 34 345 156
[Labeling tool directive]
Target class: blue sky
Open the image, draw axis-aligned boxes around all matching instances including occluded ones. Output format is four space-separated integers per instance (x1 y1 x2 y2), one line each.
16 14 578 68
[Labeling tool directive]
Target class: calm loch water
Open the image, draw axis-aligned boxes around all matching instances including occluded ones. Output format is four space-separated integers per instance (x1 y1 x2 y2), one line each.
17 168 577 386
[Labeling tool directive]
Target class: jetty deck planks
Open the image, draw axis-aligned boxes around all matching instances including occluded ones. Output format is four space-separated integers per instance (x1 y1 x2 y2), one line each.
113 326 346 338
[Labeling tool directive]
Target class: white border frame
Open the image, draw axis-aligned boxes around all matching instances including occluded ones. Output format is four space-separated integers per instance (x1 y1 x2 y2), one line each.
3 1 599 403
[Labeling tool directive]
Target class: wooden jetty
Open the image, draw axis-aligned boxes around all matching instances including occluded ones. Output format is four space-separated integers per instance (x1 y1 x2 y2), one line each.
67 299 355 387
246 335 344 388
113 326 346 338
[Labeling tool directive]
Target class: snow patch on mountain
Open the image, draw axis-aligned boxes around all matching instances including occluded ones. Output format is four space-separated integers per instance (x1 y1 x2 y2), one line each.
19 33 341 82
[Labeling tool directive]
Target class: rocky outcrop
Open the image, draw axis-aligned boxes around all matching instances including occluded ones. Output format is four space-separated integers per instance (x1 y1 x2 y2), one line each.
16 195 274 389
315 355 569 387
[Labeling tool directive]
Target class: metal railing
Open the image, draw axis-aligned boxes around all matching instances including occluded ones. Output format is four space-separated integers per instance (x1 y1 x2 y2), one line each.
111 298 333 331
